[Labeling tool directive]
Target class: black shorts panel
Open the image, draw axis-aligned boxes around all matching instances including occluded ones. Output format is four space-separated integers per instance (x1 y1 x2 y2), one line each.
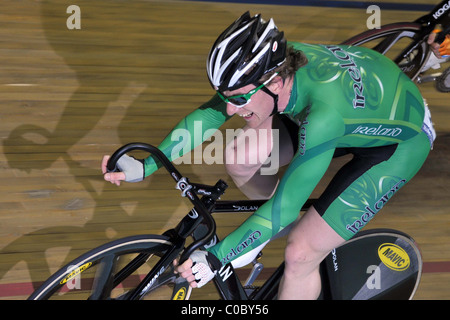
314 144 398 216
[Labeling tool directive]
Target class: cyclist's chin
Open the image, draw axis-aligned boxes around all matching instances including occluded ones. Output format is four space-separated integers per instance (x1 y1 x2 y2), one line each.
243 114 263 127
245 118 259 128
247 115 274 129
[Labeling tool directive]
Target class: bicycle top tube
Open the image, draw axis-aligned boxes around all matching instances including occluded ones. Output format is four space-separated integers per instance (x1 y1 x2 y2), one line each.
415 0 450 26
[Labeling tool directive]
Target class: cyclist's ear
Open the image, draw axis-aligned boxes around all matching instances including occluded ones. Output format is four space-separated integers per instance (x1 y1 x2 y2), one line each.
266 75 285 94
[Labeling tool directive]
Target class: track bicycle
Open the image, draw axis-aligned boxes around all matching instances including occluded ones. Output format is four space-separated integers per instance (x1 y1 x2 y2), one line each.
342 0 450 92
28 143 423 300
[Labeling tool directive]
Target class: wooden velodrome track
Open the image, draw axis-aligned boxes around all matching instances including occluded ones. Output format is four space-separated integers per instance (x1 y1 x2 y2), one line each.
0 0 449 300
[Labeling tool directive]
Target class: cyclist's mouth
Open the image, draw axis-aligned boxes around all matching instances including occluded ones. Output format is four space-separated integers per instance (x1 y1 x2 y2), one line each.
239 112 254 120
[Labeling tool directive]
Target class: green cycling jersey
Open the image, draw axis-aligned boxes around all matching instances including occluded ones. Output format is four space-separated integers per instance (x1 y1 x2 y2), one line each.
143 42 432 267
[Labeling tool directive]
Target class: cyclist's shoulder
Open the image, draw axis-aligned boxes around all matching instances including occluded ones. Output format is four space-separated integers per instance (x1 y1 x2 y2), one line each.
196 94 230 120
198 93 227 111
289 41 399 78
288 41 386 58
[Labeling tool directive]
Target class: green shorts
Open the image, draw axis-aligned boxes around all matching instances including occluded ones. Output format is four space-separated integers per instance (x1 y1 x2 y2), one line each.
317 130 431 240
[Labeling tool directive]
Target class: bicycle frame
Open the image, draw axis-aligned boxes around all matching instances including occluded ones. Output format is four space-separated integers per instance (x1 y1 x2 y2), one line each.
24 141 420 300
106 142 422 301
106 142 313 300
126 195 422 300
342 0 450 81
416 0 450 36
153 199 312 300
210 199 317 299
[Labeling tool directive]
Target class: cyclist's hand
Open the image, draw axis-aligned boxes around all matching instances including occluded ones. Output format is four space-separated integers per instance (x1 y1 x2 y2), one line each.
174 258 199 288
439 34 450 57
102 154 145 185
428 27 450 58
102 155 126 186
428 32 443 57
174 251 217 288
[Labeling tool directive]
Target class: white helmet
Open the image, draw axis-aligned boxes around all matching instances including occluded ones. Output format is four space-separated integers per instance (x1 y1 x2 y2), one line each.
206 12 286 92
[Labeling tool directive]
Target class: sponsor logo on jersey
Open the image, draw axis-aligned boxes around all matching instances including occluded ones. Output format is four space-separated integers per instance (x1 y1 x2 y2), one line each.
325 45 366 109
221 231 262 264
346 179 406 234
352 124 403 137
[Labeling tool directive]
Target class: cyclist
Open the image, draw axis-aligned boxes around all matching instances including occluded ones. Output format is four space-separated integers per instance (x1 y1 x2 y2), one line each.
428 29 450 58
102 12 435 299
427 13 450 65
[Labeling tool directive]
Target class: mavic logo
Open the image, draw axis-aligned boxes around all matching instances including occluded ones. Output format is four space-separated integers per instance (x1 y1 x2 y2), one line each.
378 243 410 271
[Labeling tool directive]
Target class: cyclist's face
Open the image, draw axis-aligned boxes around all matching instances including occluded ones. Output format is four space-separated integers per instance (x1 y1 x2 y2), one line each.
225 84 276 128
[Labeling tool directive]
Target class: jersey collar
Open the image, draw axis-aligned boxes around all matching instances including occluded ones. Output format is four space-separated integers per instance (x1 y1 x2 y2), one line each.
280 76 297 115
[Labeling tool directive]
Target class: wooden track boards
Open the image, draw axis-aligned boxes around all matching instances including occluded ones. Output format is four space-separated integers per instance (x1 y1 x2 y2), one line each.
0 0 448 299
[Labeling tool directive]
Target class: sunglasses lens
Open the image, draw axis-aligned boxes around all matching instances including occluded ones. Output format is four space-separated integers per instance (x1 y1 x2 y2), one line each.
228 96 248 106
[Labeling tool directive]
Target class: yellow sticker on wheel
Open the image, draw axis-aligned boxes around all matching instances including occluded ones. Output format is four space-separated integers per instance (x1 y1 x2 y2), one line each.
173 287 187 300
60 262 93 284
378 243 410 271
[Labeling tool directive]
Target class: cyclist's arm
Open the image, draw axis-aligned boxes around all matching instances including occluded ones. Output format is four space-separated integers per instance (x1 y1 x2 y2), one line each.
266 108 344 230
144 94 230 176
208 104 345 267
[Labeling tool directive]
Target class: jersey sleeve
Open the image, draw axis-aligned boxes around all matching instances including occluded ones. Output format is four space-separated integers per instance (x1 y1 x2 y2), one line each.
265 105 345 229
208 103 346 266
144 94 230 176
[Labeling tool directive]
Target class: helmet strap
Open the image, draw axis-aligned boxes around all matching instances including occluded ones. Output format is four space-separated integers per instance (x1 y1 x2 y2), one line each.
261 86 279 116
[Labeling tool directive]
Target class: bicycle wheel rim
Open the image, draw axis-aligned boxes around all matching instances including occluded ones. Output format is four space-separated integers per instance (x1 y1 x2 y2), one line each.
436 67 450 92
342 23 422 47
322 228 423 300
28 235 175 300
342 22 429 80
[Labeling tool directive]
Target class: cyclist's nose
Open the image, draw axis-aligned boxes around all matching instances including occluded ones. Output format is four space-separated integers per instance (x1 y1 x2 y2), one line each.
226 103 239 116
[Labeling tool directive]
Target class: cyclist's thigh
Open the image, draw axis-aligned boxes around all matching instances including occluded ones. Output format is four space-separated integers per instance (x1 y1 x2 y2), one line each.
315 131 431 240
261 114 298 171
225 114 297 168
224 115 298 199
